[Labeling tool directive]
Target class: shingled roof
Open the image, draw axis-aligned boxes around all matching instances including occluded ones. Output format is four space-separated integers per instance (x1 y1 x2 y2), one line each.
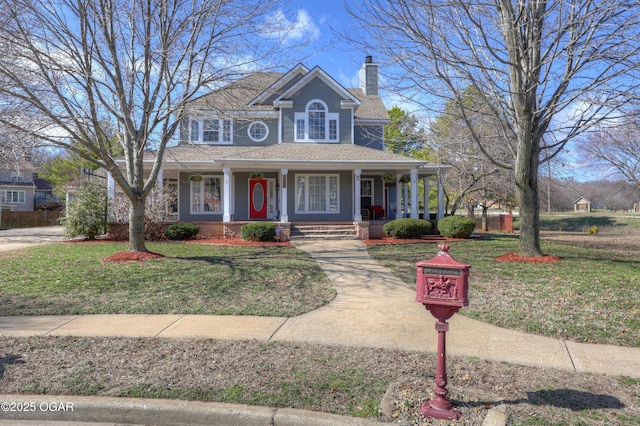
152 143 436 172
185 69 389 122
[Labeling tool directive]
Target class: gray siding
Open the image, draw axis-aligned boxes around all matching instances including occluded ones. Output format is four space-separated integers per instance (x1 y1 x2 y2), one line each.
355 125 384 150
232 119 279 146
281 77 353 144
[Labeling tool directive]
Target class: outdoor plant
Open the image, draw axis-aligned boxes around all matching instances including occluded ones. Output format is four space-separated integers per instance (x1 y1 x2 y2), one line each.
383 218 432 239
437 215 476 238
587 225 599 236
111 185 178 240
164 223 200 240
60 182 107 239
241 222 277 242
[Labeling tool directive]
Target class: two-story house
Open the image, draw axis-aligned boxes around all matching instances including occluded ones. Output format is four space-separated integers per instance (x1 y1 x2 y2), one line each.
0 153 59 212
108 56 445 239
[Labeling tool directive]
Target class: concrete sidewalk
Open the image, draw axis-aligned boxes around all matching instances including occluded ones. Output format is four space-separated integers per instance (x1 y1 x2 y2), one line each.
1 239 638 378
0 237 639 425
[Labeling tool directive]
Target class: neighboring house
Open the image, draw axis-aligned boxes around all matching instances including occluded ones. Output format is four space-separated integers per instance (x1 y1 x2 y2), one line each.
573 197 591 213
0 153 61 212
0 154 51 211
109 56 445 237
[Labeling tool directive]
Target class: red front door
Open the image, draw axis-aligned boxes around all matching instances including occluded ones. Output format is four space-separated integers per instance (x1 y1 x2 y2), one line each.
249 179 267 219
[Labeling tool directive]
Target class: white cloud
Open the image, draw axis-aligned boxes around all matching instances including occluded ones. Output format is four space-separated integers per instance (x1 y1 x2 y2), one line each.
262 9 320 45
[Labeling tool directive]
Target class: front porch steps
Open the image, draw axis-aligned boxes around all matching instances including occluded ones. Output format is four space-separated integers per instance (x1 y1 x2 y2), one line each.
290 223 358 240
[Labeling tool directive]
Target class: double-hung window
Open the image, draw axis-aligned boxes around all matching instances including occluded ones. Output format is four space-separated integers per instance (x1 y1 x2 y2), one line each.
190 176 223 214
295 174 339 213
189 118 233 144
294 100 339 142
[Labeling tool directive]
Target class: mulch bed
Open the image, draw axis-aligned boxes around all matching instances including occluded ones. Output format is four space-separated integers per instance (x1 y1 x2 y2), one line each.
496 253 562 263
102 251 165 263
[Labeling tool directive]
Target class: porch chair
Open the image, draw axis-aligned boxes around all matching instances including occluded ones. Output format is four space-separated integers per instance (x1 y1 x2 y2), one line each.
371 205 385 220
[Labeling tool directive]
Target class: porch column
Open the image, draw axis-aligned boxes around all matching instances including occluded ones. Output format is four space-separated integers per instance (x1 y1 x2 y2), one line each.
395 177 402 219
107 172 115 221
280 168 288 223
410 169 419 219
223 167 231 222
354 169 362 222
423 177 430 220
403 183 409 218
437 176 445 220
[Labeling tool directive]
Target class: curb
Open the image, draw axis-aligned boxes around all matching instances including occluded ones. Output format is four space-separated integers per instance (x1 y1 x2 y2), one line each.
0 394 384 425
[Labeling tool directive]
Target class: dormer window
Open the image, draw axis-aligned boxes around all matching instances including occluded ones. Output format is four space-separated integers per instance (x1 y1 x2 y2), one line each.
295 100 339 142
189 118 233 144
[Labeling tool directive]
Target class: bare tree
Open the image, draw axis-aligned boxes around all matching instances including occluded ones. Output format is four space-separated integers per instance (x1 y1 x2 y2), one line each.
431 87 514 219
347 0 640 256
582 121 640 191
0 0 304 252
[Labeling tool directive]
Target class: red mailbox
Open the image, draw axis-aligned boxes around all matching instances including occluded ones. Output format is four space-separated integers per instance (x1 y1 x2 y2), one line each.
416 244 470 309
415 243 470 421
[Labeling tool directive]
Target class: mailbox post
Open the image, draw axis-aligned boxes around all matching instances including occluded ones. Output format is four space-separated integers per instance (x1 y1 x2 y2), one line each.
415 243 470 420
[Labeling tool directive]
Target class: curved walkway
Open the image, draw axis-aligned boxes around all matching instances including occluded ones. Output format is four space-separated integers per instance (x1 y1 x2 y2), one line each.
0 232 638 425
1 238 638 378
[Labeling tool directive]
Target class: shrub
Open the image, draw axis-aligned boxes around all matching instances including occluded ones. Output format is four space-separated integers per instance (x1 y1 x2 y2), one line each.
164 223 200 240
111 185 178 241
241 222 277 242
383 218 432 239
437 216 476 238
587 225 599 236
60 182 107 239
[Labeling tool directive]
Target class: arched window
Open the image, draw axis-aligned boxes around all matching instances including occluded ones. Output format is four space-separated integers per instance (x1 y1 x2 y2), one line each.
295 100 339 142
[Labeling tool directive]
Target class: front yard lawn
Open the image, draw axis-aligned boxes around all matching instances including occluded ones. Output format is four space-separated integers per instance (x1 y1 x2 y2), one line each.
0 242 335 317
367 233 640 348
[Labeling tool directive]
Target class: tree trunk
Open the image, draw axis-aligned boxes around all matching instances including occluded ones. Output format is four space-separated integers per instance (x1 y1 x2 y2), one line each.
128 197 147 252
515 140 543 257
482 206 489 232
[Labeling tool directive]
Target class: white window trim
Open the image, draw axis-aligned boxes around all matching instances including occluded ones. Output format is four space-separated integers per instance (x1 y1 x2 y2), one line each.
294 99 339 143
247 121 269 142
189 117 233 145
190 175 224 215
294 174 340 214
1 190 26 204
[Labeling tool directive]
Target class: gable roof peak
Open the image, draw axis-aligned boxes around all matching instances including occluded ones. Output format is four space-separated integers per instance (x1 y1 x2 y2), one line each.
274 65 360 106
248 63 309 106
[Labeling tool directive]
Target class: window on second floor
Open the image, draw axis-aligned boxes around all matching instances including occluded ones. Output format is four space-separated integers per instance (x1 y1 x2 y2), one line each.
189 118 233 144
294 100 339 142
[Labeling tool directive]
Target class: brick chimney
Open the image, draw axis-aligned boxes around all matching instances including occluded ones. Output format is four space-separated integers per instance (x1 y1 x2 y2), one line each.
358 55 379 96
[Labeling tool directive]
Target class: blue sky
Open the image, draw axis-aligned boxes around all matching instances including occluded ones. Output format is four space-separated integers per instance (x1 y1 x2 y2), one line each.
271 1 367 90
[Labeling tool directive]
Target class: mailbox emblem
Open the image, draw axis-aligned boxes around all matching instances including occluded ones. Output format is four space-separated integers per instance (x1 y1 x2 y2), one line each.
424 275 458 300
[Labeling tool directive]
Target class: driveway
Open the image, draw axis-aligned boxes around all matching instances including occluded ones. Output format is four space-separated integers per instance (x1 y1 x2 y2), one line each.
0 226 65 252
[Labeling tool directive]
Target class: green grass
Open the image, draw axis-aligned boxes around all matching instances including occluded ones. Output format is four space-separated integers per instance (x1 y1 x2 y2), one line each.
0 242 335 317
539 211 640 233
367 233 640 347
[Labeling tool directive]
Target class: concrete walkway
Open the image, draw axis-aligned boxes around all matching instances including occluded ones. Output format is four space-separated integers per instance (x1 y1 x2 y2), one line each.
1 239 638 378
0 233 639 425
